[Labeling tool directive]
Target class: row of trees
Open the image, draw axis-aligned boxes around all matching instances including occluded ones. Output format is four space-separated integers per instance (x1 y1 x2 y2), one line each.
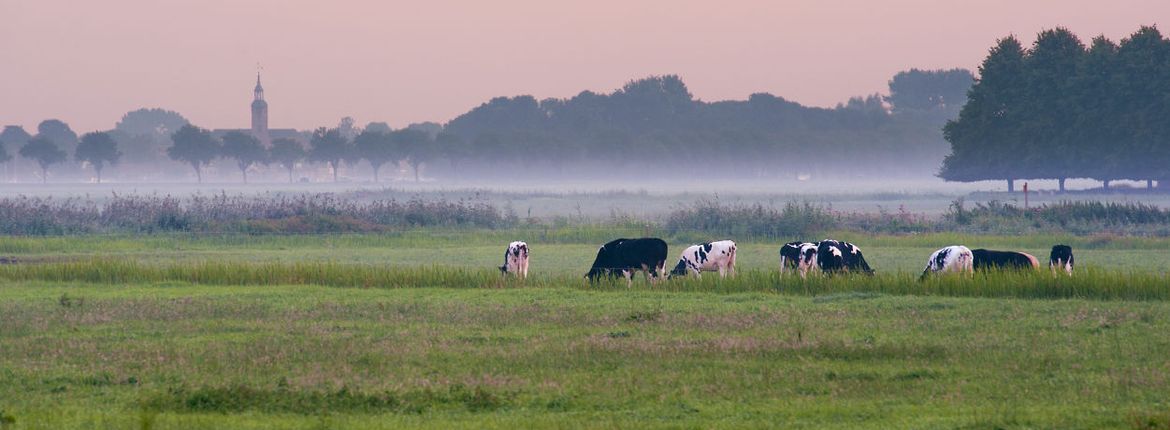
165 124 460 183
3 68 975 183
0 125 121 183
441 71 972 178
942 26 1170 191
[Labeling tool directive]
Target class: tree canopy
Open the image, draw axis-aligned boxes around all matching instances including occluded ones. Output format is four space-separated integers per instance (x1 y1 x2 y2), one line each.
941 26 1170 191
20 137 67 183
220 131 267 183
269 138 306 183
168 124 220 183
75 131 121 183
309 127 350 182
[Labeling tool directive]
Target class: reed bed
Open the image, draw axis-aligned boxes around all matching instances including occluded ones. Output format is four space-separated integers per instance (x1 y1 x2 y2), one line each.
3 258 1165 301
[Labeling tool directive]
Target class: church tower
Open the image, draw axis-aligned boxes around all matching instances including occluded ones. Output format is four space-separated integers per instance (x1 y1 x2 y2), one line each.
251 73 271 146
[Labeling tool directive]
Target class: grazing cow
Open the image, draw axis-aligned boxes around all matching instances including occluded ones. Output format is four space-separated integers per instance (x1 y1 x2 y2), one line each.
920 245 974 279
816 239 874 275
779 241 818 277
669 240 737 279
498 241 529 278
971 249 1040 272
584 238 669 285
1049 245 1074 275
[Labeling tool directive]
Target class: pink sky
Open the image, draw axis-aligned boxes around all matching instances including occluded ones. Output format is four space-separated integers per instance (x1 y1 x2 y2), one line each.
1 0 1165 133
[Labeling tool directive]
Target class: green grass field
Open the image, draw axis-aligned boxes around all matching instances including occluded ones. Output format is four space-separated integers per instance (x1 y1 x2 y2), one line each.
2 232 1170 429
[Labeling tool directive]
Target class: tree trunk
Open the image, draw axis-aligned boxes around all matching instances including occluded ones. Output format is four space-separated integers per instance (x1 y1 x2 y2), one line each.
1103 179 1111 190
288 166 294 183
241 168 248 184
195 164 202 183
96 166 102 184
413 162 421 182
332 161 339 182
41 165 47 184
1058 178 1065 193
373 165 380 183
1147 179 1154 190
1007 179 1014 193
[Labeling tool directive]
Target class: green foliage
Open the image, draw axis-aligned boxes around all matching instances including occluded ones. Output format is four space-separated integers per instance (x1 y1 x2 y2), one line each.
19 137 67 183
309 127 350 182
167 124 220 183
75 131 121 182
219 131 267 183
944 26 1170 189
352 130 396 182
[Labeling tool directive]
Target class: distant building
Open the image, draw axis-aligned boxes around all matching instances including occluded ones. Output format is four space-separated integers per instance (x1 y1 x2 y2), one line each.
213 73 304 147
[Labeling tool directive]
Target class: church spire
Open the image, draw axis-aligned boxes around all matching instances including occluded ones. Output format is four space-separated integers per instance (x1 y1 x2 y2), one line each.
253 72 264 101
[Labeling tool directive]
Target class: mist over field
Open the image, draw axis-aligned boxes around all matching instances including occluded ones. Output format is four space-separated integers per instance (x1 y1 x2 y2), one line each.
6 2 1170 429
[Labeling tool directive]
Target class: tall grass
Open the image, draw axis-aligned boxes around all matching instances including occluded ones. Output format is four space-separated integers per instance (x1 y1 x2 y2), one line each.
2 259 1165 301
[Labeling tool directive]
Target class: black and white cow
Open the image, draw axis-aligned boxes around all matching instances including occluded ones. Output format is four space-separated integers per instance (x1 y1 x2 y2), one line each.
498 241 529 278
779 241 819 278
816 239 874 275
669 240 737 279
971 249 1040 271
920 245 973 280
1049 245 1074 275
584 238 669 285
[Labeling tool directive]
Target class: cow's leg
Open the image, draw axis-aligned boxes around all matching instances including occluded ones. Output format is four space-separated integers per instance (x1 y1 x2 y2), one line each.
521 259 529 279
622 270 633 288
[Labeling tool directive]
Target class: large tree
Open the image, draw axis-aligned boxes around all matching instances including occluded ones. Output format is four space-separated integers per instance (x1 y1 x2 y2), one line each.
309 127 350 182
75 131 121 183
36 120 79 155
19 137 67 183
1021 27 1086 192
269 138 306 183
220 131 267 183
940 36 1028 191
434 131 469 176
353 130 397 182
394 129 432 182
168 124 220 183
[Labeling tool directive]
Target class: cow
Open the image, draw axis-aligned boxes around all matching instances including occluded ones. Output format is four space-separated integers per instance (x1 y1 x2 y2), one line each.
669 240 737 279
816 239 874 275
584 238 668 286
498 241 529 278
971 249 1040 272
1049 245 1074 275
779 241 820 279
920 245 973 280
779 241 814 276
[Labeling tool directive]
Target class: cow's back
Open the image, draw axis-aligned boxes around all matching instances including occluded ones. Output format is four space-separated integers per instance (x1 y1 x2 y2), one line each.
972 249 1039 270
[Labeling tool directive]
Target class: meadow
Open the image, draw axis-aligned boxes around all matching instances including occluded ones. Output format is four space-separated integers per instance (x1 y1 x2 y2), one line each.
2 230 1170 429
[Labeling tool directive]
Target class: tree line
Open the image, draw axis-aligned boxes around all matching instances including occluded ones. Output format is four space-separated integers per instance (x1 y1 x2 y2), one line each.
941 26 1170 191
1 69 973 183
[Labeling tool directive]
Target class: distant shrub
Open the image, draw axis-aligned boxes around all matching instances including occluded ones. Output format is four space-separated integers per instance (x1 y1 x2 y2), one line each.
944 200 1170 235
665 199 836 239
0 193 515 235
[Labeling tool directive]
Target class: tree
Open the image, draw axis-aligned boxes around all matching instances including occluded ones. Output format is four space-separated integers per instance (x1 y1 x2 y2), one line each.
0 126 32 149
269 138 306 183
36 120 79 155
220 131 267 183
886 69 975 120
19 137 66 183
75 132 121 183
115 108 189 137
0 139 12 165
363 121 392 134
434 131 470 177
393 129 432 182
1021 27 1085 192
168 124 220 183
940 36 1028 191
309 127 350 182
353 130 397 182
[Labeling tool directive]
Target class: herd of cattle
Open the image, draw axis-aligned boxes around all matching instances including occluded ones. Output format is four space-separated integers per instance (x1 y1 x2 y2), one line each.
499 239 1076 283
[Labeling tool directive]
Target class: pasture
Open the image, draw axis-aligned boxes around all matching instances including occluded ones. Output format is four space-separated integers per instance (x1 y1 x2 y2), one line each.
2 231 1170 429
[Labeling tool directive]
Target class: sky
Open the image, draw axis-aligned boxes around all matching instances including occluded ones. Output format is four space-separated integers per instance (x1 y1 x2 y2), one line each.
1 0 1166 133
